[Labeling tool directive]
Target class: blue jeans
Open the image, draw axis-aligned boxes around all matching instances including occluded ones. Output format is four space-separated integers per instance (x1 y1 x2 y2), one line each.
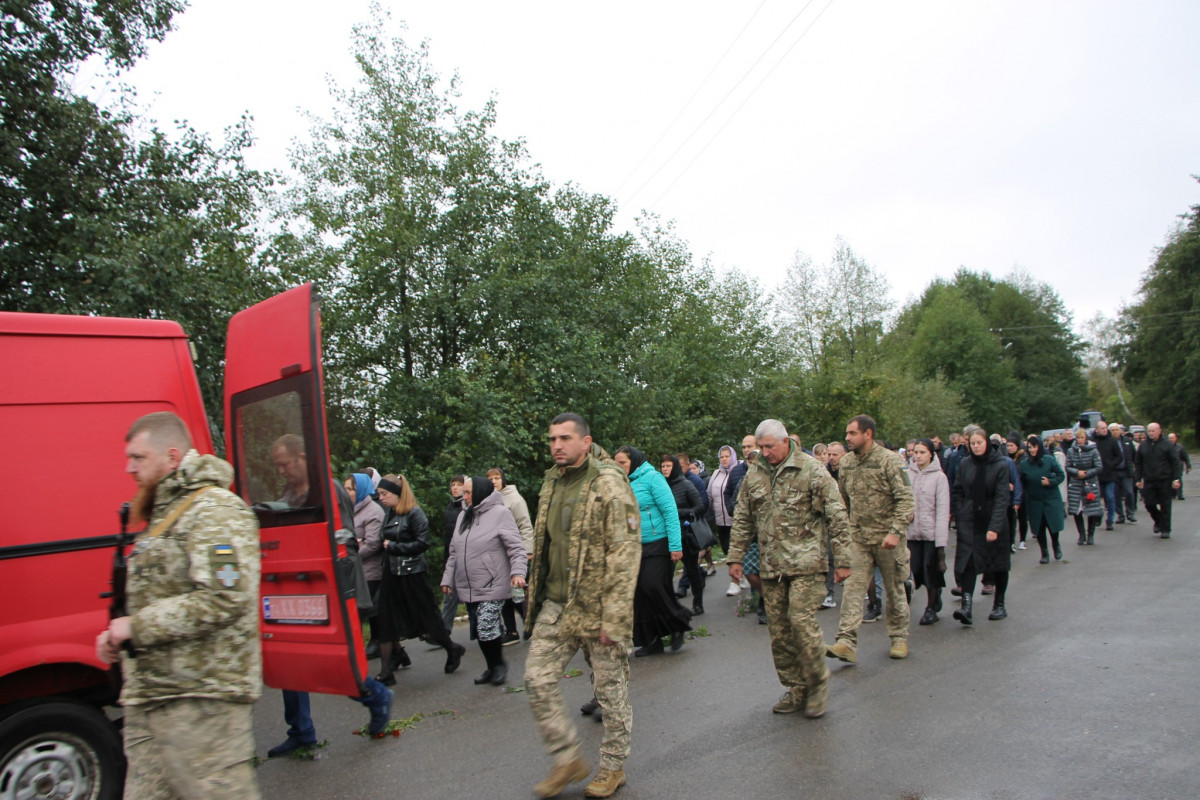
1100 480 1117 524
282 691 316 744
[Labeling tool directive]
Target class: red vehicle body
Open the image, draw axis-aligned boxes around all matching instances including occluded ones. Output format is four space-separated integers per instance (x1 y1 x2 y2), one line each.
0 284 363 799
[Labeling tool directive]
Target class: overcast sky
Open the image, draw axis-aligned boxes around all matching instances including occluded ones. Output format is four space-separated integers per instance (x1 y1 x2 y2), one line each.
103 1 1200 333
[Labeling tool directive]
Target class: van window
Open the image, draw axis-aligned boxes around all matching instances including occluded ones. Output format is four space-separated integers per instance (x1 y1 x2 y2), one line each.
231 377 325 528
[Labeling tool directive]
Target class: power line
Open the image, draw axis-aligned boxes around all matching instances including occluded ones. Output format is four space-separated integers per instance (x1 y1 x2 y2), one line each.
611 0 768 199
647 0 839 210
621 0 824 211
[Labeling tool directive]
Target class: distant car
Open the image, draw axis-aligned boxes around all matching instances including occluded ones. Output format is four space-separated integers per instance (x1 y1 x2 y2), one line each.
1077 410 1105 430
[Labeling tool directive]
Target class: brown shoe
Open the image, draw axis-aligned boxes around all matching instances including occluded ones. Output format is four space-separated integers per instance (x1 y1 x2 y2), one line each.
824 640 857 664
584 767 627 798
804 681 828 718
771 687 805 714
533 757 591 798
889 639 909 659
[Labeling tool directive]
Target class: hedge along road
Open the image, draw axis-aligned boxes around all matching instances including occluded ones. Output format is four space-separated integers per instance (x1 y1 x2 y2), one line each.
251 472 1200 800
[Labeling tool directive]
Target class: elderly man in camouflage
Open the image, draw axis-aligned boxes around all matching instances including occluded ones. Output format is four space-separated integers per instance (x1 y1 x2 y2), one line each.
524 413 642 799
96 412 261 799
826 414 916 663
727 419 851 718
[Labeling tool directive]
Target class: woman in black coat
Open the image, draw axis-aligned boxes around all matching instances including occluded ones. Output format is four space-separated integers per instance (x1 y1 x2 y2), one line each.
661 454 708 615
375 474 465 685
951 427 1012 624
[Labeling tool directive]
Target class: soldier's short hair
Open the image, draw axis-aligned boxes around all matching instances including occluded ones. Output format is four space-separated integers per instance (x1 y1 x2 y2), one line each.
755 419 788 441
551 412 590 437
126 411 192 451
849 415 876 437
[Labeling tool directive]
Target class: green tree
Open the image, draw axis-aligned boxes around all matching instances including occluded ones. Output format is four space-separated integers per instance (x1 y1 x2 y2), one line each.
1116 191 1200 443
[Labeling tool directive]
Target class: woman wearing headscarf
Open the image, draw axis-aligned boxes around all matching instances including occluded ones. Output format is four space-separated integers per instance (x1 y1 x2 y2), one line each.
1019 436 1067 563
661 454 707 615
1065 428 1103 546
441 477 527 685
907 439 949 625
951 426 1012 625
614 446 690 656
376 474 465 685
346 473 385 655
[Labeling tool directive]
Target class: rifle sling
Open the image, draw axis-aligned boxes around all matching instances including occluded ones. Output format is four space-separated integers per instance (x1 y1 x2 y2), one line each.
145 486 219 538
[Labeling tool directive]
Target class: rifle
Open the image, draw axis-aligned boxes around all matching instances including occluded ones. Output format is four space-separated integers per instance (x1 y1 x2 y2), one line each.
100 502 138 658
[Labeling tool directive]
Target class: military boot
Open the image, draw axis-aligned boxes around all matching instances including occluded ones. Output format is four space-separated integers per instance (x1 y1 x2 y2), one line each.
824 640 857 664
584 767 627 798
772 686 806 714
533 757 591 799
889 639 909 659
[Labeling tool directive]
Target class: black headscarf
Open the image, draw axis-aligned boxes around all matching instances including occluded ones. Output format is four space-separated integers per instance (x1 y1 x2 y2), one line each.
661 454 685 484
620 446 647 474
1025 435 1045 466
459 475 495 531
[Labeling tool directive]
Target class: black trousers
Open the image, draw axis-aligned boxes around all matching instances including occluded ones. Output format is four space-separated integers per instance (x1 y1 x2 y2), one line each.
1143 482 1175 533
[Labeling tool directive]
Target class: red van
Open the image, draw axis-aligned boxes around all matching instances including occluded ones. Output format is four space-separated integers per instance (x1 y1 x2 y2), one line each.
0 284 366 799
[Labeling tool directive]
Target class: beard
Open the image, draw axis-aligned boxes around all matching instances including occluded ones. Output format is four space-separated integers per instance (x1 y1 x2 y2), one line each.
129 482 158 529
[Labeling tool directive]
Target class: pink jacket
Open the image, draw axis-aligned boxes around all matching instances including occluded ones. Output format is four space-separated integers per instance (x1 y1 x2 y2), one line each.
907 458 950 546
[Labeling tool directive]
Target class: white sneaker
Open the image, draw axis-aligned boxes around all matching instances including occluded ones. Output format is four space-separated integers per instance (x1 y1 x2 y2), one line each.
740 577 751 590
1018 541 1027 550
726 581 742 596
821 593 837 609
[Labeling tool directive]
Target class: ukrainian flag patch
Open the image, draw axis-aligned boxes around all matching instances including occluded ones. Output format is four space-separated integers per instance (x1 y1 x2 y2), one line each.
213 544 234 556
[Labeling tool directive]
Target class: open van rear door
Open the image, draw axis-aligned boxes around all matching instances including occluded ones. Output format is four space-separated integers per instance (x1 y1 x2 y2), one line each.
223 283 367 695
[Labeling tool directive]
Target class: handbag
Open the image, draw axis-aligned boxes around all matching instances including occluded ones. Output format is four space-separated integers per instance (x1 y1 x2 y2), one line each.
684 515 717 553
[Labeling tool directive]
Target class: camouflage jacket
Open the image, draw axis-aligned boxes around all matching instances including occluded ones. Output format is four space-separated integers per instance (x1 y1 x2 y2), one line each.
122 449 261 706
727 442 851 578
525 444 642 641
837 443 915 544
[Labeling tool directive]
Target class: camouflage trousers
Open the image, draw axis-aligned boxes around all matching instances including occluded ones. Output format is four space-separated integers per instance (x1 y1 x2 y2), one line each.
524 600 632 771
836 536 911 646
123 698 260 800
760 574 829 695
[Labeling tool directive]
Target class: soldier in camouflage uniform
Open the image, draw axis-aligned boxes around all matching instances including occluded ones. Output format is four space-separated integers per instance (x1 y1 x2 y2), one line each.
826 414 916 663
523 413 641 799
96 412 261 800
727 420 851 718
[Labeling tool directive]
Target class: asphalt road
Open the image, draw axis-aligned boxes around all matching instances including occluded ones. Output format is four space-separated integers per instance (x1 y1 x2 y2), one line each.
253 475 1199 800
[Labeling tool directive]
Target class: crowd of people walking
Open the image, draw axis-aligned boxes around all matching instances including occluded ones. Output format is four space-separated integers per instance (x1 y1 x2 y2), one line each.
326 413 1188 799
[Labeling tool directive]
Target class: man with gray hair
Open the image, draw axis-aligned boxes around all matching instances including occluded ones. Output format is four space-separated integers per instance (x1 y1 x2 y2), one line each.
727 419 851 717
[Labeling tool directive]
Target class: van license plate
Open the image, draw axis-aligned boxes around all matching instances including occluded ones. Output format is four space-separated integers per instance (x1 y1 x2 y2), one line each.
263 595 328 624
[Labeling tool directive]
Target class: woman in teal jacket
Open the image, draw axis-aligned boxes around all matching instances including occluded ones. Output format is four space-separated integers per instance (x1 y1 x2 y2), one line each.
615 446 690 656
1018 435 1067 563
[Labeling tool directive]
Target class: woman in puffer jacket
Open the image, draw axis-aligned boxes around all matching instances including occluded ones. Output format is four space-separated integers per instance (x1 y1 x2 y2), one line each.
614 446 691 657
906 439 949 625
441 476 527 686
1065 428 1103 546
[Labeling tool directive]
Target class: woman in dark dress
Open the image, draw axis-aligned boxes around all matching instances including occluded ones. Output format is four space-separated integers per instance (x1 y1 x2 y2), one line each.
951 426 1012 625
613 446 690 657
375 473 465 685
660 454 708 615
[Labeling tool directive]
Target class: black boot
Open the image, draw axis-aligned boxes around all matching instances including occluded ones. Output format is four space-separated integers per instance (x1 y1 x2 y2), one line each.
1051 531 1062 560
988 601 1007 620
1075 515 1086 545
953 593 973 625
1036 531 1049 563
1087 519 1097 545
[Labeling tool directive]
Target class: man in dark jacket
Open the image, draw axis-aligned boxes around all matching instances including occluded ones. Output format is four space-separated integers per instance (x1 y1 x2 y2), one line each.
1092 421 1125 531
1135 423 1182 538
1112 424 1138 523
